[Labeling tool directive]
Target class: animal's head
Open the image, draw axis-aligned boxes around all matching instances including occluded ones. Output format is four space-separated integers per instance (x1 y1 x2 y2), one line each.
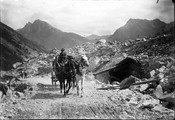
80 54 89 67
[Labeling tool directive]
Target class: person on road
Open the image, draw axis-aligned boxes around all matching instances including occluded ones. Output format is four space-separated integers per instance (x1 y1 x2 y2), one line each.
58 48 67 66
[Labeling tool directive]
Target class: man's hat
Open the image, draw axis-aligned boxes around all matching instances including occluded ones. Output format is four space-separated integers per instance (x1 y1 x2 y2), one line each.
61 48 65 51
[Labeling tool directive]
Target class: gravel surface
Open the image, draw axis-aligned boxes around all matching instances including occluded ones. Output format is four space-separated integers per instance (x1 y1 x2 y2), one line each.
0 74 174 119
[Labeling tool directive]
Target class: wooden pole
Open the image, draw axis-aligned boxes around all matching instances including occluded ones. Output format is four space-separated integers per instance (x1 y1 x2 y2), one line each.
93 66 116 76
120 75 175 90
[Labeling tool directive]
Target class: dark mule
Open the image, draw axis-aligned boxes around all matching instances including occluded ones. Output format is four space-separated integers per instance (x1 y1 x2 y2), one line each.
109 57 144 84
64 56 77 94
53 55 77 95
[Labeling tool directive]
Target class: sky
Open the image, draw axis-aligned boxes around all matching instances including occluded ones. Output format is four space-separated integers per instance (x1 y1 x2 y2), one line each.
0 0 174 36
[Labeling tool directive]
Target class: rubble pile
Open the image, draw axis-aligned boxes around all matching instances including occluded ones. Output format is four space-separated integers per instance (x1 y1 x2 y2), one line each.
0 76 36 119
92 34 175 117
11 53 55 77
109 89 174 119
123 34 175 56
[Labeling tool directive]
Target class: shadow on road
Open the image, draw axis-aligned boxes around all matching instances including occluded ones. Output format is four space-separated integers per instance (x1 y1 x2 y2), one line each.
38 87 60 92
37 83 60 91
31 92 66 99
96 86 119 90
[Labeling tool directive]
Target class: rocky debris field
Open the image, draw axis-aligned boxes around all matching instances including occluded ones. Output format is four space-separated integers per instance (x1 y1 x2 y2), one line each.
0 74 174 119
0 33 175 119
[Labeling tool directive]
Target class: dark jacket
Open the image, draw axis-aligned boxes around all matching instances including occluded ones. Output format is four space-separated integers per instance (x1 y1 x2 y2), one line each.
60 51 67 58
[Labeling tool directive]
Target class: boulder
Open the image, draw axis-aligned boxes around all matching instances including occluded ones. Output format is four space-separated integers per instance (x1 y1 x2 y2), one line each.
159 66 166 73
154 83 175 106
157 73 165 79
140 84 149 92
154 85 163 99
150 70 156 77
159 91 175 105
142 99 159 108
153 104 175 116
139 98 159 109
170 66 175 72
166 61 173 68
128 96 138 105
160 77 175 93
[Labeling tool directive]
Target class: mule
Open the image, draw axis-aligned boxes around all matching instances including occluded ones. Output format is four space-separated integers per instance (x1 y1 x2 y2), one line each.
63 55 77 94
74 54 89 97
53 55 77 95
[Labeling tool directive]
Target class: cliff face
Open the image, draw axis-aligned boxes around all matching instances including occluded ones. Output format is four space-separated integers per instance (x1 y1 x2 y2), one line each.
0 22 47 71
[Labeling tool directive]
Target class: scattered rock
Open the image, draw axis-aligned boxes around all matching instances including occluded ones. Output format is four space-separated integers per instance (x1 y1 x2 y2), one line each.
170 66 175 72
140 99 159 109
140 84 149 92
150 70 156 77
159 66 166 73
157 73 164 79
153 104 175 115
154 85 163 99
119 111 135 119
128 96 138 105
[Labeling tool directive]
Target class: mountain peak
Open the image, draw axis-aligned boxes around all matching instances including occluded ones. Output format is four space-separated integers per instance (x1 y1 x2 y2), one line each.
24 22 32 28
152 18 165 24
153 18 161 22
32 19 51 28
17 19 89 49
126 18 147 24
26 22 32 25
33 19 47 24
109 18 168 42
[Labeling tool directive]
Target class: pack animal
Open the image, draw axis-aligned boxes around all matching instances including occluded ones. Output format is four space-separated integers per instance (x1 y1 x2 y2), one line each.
53 55 77 95
74 55 89 97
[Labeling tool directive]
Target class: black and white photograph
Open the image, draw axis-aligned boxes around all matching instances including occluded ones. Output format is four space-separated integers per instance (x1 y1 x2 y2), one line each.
0 0 175 119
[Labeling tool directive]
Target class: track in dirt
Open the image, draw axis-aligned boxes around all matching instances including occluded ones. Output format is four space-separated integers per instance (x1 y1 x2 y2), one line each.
12 75 122 119
2 75 174 119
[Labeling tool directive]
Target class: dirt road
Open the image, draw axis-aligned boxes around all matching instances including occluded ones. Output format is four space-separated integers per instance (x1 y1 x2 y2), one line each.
8 74 122 119
1 74 174 119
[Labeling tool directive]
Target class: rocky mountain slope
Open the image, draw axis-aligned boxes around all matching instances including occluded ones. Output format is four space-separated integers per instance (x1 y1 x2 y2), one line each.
108 18 174 42
17 19 90 50
0 22 47 71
